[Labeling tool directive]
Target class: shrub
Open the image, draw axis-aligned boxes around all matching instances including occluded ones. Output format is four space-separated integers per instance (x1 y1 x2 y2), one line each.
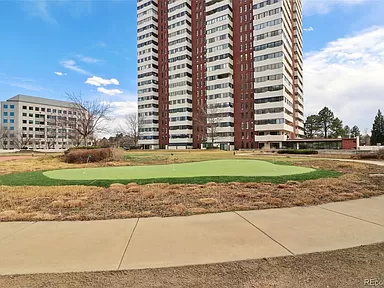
277 149 319 155
355 149 384 160
111 148 125 161
64 148 113 163
378 149 384 160
64 146 101 155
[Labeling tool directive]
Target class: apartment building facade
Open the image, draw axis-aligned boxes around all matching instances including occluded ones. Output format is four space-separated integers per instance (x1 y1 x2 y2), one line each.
0 95 86 150
137 0 304 150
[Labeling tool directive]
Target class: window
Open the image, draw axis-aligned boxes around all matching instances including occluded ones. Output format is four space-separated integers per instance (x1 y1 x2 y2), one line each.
47 108 51 112
10 112 14 117
23 106 27 109
10 105 14 109
53 109 57 113
29 113 33 117
10 127 14 131
3 119 8 123
10 119 14 124
22 113 27 117
35 107 39 111
3 112 8 116
29 120 33 124
23 120 27 124
41 108 45 112
29 107 33 110
3 105 8 109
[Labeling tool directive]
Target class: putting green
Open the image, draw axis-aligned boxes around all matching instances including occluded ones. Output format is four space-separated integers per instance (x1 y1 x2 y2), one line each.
43 160 315 181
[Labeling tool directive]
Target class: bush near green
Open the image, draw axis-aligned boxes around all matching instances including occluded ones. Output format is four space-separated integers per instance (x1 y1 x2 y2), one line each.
354 149 384 160
277 149 319 155
64 146 101 155
64 148 112 164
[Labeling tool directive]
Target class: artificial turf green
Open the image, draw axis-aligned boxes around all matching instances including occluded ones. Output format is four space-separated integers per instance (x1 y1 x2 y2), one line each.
0 160 342 187
43 160 315 181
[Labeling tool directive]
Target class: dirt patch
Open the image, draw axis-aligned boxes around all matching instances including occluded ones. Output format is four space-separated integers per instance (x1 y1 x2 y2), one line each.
0 161 383 221
0 243 383 288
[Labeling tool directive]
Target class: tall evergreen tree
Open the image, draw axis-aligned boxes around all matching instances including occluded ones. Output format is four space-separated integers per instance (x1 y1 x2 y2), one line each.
350 125 361 138
342 125 351 138
371 109 384 145
330 117 344 138
317 107 335 138
304 115 321 138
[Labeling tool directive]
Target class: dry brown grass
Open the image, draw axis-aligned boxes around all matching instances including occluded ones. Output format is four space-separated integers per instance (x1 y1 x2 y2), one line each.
1 154 384 221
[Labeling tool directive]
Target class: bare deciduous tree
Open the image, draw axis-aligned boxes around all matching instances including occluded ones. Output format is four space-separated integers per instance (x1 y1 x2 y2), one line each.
66 92 112 146
13 131 34 149
119 113 144 147
0 127 9 149
193 104 223 147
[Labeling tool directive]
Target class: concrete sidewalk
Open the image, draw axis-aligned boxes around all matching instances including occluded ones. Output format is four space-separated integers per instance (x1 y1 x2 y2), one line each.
0 196 384 275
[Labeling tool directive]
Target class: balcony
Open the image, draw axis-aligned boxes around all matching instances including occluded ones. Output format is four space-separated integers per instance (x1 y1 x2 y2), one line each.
256 134 288 143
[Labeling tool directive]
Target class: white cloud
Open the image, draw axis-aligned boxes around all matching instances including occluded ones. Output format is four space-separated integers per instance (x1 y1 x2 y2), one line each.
304 26 384 131
24 0 92 24
54 72 67 76
85 76 119 87
76 54 103 64
97 87 123 96
303 0 369 15
25 0 57 24
303 26 314 32
0 75 46 92
60 60 91 76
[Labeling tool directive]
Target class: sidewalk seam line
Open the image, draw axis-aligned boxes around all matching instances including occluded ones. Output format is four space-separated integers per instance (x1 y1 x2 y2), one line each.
234 212 295 256
318 207 384 228
117 218 140 270
0 222 37 243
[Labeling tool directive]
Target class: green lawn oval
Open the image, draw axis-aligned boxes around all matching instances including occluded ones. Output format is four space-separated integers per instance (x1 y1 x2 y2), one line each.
43 160 315 181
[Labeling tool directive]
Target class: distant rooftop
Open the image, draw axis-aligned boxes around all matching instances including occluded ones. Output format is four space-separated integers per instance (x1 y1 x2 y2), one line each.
5 94 73 108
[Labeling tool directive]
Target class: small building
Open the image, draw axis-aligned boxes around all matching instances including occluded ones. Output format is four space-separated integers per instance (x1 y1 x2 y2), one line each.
284 138 358 150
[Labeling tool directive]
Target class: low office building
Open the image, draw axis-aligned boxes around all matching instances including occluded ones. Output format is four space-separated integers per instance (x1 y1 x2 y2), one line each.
0 94 86 150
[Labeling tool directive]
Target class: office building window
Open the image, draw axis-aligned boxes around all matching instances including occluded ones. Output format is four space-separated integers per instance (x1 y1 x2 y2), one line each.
10 112 14 116
10 105 14 109
23 106 27 109
3 105 8 109
3 119 8 123
10 119 14 124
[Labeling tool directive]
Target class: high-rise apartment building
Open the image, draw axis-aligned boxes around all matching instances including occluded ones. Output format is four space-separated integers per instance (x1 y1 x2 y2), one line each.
137 0 304 150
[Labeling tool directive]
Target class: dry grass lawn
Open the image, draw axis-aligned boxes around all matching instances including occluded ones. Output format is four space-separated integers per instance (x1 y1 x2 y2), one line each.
0 159 383 221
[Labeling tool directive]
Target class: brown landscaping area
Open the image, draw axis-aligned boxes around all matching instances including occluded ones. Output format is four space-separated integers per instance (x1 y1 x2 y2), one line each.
0 156 33 162
1 242 383 288
0 155 383 221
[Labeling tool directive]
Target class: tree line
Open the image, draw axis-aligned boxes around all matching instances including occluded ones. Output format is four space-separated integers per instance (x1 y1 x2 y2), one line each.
304 107 384 145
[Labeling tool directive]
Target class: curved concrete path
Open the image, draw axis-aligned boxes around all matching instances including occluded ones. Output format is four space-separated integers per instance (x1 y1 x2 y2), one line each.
0 195 384 275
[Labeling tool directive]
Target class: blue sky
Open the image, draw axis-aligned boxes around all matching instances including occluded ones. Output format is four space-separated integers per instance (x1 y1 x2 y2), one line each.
0 0 383 132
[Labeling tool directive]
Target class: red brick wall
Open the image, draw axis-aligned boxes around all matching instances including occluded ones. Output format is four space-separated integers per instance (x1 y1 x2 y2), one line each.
158 0 169 149
233 0 255 150
192 0 207 149
342 139 357 150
